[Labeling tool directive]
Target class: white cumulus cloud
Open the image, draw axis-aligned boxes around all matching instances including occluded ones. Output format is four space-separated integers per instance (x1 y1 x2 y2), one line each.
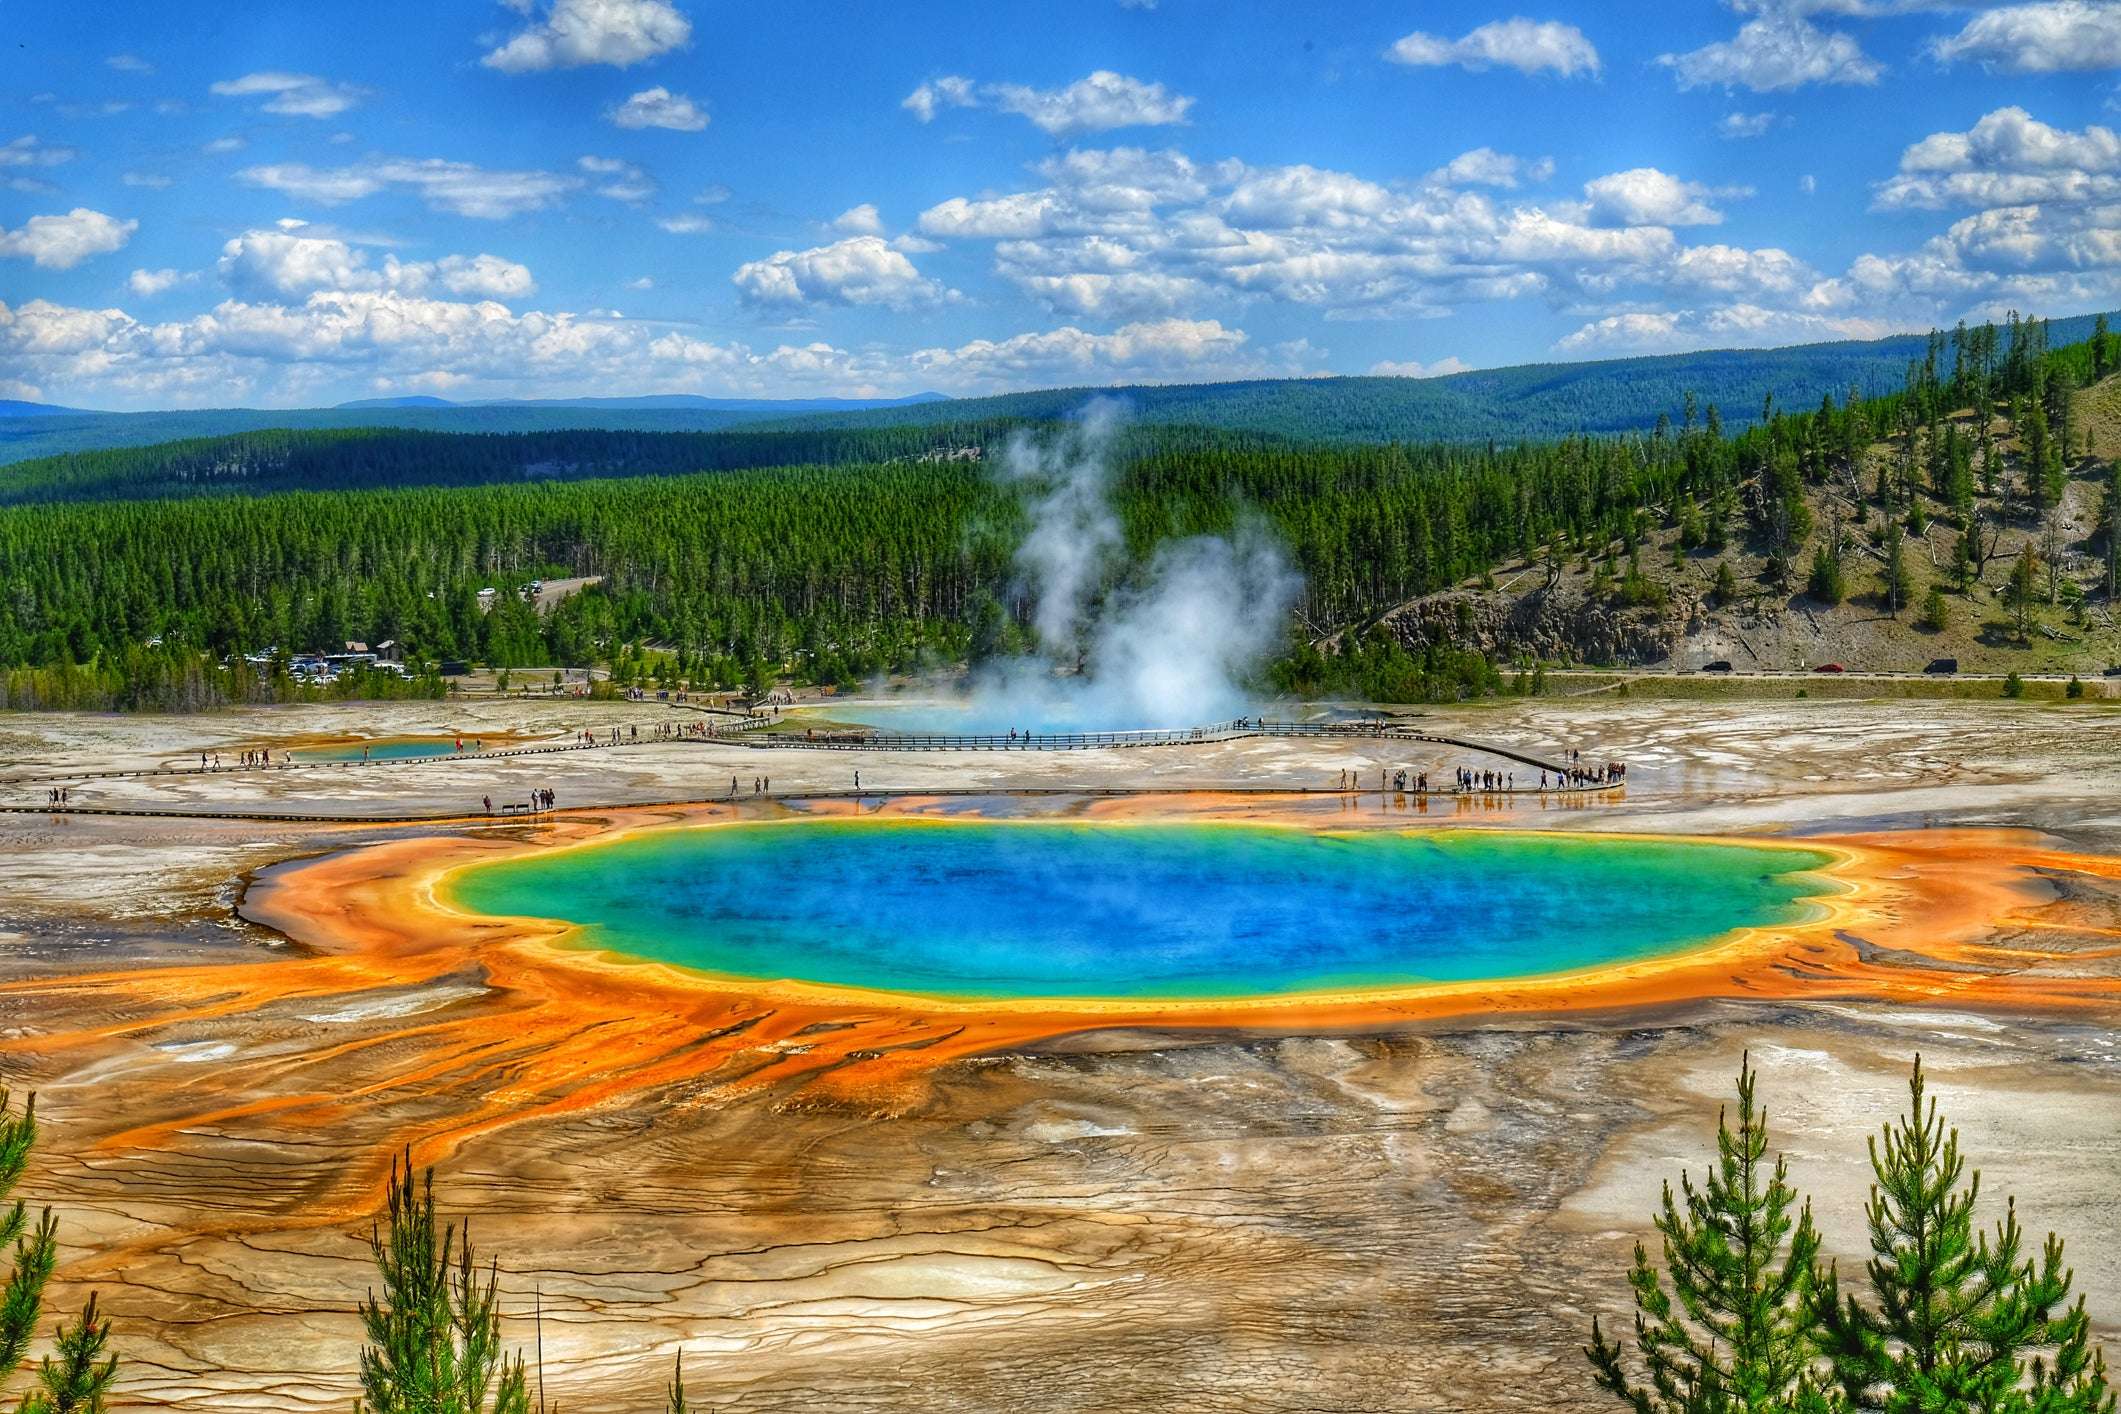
128 267 185 297
0 208 136 270
1426 147 1555 188
1582 167 1739 226
731 235 951 309
833 203 884 234
607 85 708 130
482 0 691 73
1387 18 1602 77
215 228 537 301
913 144 1806 324
1555 305 1886 355
0 290 1307 408
908 317 1257 386
1874 107 2121 209
1658 10 1882 91
903 70 1194 135
1931 1 2121 72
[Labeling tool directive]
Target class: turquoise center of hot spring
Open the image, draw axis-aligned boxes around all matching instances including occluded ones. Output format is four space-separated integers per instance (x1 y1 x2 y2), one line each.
444 822 1834 1000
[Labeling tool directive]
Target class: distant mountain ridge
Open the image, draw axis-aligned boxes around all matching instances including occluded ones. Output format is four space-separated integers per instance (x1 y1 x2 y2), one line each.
747 311 2121 442
0 399 95 418
3 312 2112 465
332 392 950 411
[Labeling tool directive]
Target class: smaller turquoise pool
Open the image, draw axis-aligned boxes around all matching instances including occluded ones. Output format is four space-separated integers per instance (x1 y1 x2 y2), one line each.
444 821 1834 1001
296 737 497 761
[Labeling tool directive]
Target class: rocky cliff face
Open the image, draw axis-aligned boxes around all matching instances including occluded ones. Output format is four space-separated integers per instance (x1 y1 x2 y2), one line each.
1384 585 1702 666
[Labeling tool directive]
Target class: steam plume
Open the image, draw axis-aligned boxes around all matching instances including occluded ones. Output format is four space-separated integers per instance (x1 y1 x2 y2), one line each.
949 402 1301 731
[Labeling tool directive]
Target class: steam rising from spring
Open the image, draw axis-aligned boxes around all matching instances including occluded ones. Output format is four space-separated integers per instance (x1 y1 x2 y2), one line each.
955 401 1302 730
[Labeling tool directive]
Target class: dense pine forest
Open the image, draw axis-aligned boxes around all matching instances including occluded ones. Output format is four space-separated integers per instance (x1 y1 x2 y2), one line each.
1 313 2116 711
0 422 1052 505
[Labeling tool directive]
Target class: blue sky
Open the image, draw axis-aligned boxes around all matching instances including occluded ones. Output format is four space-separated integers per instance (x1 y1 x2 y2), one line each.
3 0 2119 408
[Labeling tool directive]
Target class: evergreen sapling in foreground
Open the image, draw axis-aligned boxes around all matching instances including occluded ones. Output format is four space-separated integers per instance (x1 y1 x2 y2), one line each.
1585 1055 1827 1412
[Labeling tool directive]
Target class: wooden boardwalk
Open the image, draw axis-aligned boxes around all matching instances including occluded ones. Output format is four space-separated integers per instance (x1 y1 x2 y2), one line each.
0 781 1617 827
5 711 1621 823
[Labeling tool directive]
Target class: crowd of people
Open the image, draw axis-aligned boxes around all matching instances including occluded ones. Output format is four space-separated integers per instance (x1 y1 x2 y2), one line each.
198 750 296 769
1334 755 1629 796
1556 749 1626 787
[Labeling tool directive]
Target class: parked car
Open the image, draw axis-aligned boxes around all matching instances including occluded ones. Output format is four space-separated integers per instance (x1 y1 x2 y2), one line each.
1926 658 1959 675
1812 662 1845 673
1700 660 1734 673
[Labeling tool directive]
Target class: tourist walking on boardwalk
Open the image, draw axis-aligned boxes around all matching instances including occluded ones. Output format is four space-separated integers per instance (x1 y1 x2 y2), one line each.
483 795 492 815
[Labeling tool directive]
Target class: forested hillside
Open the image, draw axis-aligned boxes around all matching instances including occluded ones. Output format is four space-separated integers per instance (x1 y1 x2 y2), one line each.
0 394 948 465
0 423 1036 504
2 313 2115 710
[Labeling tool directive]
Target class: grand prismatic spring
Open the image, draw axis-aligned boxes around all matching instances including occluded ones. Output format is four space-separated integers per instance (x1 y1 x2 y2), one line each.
443 821 1837 1000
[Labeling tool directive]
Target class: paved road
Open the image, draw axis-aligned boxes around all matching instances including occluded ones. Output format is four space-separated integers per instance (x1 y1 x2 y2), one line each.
1544 667 2115 684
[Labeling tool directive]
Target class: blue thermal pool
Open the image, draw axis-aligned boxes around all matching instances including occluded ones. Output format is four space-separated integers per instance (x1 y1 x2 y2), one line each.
295 736 504 761
442 821 1836 1001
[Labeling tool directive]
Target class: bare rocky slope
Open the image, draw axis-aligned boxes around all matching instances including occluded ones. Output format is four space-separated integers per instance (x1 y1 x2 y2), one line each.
1371 376 2121 676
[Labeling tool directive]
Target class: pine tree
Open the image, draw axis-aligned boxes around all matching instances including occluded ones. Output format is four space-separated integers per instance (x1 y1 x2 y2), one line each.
17 1293 117 1414
1809 540 1846 606
666 1354 691 1414
1586 1056 1827 1413
0 1089 115 1413
2006 549 2042 642
1882 525 1913 617
356 1155 531 1414
1812 1058 2116 1412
